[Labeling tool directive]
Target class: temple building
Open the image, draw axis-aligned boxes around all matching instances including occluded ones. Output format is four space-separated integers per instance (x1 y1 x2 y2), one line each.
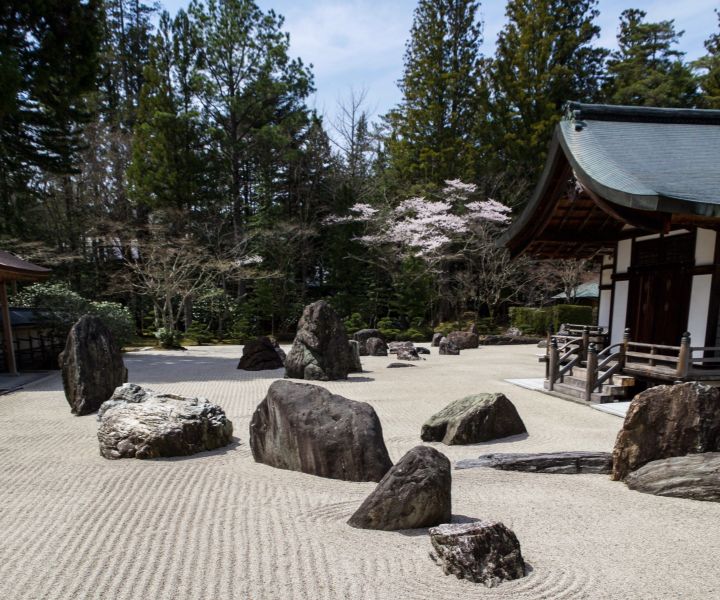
504 102 720 402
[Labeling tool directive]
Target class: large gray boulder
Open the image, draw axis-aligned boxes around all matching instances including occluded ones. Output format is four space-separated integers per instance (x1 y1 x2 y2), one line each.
366 337 388 356
612 382 720 480
97 384 233 459
421 393 526 445
285 300 354 381
353 329 384 356
625 453 720 502
60 315 128 416
348 446 451 530
456 451 613 474
432 333 443 347
448 331 479 350
439 337 460 355
429 521 525 587
249 380 392 482
237 336 284 371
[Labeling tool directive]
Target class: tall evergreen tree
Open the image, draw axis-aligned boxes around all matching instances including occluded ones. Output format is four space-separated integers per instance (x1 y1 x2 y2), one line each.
488 0 606 182
385 0 485 187
695 10 720 109
0 0 101 234
604 9 698 107
189 0 314 247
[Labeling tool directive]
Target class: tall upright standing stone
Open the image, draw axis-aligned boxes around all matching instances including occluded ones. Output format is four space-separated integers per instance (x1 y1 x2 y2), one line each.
60 315 128 415
285 300 354 381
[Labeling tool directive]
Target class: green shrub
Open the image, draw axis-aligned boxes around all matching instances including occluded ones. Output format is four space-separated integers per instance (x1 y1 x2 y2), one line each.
344 312 367 335
377 317 402 341
509 304 594 335
551 304 593 331
185 323 213 345
88 301 134 347
508 307 552 335
401 327 429 342
154 327 184 349
12 282 134 347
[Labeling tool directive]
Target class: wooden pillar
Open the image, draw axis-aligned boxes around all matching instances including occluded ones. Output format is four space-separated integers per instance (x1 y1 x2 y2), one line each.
0 279 17 375
548 338 559 391
677 332 691 379
585 342 598 402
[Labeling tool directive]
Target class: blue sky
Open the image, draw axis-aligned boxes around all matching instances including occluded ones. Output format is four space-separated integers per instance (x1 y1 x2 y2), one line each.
161 0 719 123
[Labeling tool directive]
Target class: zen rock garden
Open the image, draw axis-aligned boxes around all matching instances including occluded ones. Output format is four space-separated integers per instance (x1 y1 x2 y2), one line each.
48 303 720 594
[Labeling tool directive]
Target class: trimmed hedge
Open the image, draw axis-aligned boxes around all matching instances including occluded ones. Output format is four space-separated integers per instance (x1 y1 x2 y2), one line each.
509 305 593 335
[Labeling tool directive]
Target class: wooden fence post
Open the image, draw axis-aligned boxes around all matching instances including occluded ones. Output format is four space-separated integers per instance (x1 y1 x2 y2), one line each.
677 332 691 379
585 342 598 402
548 338 559 391
621 328 630 369
582 326 590 361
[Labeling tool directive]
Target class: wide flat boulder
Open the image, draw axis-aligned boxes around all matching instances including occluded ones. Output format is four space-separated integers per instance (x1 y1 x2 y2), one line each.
237 336 284 371
285 300 353 381
612 382 720 480
447 331 479 350
60 315 128 415
97 384 233 459
348 446 451 530
625 453 720 502
249 380 392 481
421 393 526 445
397 347 421 361
353 329 384 356
429 521 525 587
455 451 612 474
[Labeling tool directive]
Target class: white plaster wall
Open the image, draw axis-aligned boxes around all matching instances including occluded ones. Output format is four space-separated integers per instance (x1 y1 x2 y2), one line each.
611 281 629 345
601 269 612 286
687 274 713 348
695 229 716 266
602 254 613 267
616 239 632 274
598 289 612 328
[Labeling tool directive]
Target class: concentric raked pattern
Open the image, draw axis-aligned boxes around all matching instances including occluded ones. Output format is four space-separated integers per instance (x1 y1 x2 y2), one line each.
0 345 719 599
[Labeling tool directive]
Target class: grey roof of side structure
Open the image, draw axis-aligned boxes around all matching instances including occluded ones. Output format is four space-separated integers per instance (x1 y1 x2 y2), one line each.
559 102 720 217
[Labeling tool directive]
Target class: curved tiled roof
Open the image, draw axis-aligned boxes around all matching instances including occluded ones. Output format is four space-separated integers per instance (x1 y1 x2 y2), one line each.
0 251 51 280
560 102 720 216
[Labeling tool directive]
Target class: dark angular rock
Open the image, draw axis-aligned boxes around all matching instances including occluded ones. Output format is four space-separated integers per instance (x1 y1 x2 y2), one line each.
284 300 354 381
439 337 460 355
348 340 363 373
455 451 613 474
416 347 431 355
612 382 720 480
421 393 526 445
448 331 479 350
97 384 233 459
430 521 525 587
60 315 128 415
353 329 384 356
249 380 392 482
397 347 421 361
432 333 443 347
237 336 285 371
366 337 388 356
625 453 720 502
387 362 416 368
348 446 451 530
388 341 415 354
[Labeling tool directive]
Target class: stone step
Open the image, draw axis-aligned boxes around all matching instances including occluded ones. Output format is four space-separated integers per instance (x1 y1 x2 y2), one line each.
570 367 635 387
545 381 620 404
557 376 628 398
